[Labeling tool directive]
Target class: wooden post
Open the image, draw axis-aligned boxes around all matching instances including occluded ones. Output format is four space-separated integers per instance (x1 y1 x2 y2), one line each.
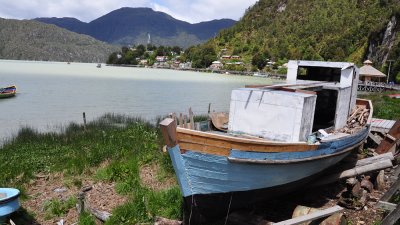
179 113 183 128
183 115 188 128
189 107 194 130
195 122 200 131
172 113 177 126
82 112 87 131
77 192 85 215
160 118 178 148
208 103 211 114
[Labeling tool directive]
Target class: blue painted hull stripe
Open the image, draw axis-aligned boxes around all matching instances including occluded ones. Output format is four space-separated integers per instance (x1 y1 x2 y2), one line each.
168 128 368 197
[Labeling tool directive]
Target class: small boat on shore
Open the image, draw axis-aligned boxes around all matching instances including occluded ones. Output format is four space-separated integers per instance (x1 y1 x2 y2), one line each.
0 188 20 221
0 85 17 99
160 60 373 224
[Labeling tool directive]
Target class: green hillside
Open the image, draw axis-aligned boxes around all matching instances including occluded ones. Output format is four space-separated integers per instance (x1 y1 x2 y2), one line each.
0 19 119 63
186 0 400 81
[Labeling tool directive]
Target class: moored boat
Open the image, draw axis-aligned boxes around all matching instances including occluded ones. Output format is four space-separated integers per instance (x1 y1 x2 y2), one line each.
0 188 20 222
0 85 17 99
160 60 373 224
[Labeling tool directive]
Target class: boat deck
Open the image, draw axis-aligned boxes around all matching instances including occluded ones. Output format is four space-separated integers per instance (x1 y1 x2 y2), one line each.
371 118 397 133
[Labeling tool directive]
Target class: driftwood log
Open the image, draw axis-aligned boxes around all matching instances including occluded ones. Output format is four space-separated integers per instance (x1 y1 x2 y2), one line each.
77 191 111 222
355 153 394 167
154 217 182 225
312 159 393 187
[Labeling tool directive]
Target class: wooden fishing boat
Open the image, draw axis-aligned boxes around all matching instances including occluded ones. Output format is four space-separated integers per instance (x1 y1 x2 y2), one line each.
160 61 374 224
0 85 17 99
0 188 20 222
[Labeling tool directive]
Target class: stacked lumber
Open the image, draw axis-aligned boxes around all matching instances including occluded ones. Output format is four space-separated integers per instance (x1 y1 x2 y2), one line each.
339 106 370 134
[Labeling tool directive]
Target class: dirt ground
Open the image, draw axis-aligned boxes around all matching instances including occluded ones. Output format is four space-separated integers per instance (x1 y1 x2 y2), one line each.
225 162 399 225
13 162 176 225
20 173 127 225
8 153 399 225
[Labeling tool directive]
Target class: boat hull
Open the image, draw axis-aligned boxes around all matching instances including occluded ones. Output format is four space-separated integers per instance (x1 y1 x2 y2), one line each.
0 188 20 221
0 93 16 99
167 127 369 224
0 85 17 99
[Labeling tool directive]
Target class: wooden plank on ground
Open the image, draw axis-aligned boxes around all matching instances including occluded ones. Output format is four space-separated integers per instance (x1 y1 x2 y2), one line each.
376 201 397 212
312 159 393 187
376 120 400 154
381 203 400 225
272 205 344 225
368 132 382 145
380 178 400 202
355 153 394 167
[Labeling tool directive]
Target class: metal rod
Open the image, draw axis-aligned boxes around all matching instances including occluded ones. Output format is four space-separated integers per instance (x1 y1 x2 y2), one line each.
387 60 394 84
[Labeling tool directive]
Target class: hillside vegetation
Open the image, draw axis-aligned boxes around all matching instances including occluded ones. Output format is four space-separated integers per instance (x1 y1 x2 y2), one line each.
186 0 400 80
0 19 119 63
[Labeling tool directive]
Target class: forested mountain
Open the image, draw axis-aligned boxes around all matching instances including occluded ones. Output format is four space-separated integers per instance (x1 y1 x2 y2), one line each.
186 0 400 81
35 7 236 48
0 18 119 62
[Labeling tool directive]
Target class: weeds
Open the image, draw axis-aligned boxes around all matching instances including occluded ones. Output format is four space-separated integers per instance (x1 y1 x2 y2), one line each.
1 114 181 223
359 91 400 120
78 212 97 225
43 196 77 219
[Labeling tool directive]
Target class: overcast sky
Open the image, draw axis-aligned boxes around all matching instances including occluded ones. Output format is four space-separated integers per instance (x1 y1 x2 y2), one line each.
0 0 258 23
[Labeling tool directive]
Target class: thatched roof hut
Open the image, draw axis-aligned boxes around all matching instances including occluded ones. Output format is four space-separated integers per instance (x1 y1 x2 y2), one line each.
359 60 386 82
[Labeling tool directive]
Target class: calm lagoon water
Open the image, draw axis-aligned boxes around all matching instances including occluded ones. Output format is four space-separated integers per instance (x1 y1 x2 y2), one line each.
0 60 272 142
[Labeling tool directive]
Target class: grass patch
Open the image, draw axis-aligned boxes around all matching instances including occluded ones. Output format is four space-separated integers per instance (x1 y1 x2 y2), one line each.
0 113 181 223
79 212 97 225
358 91 400 120
43 196 77 219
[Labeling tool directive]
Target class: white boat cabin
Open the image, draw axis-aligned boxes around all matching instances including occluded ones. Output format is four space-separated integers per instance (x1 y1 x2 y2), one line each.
228 60 359 142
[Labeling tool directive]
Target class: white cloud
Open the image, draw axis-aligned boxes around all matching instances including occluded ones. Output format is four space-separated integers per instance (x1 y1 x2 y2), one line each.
0 0 257 23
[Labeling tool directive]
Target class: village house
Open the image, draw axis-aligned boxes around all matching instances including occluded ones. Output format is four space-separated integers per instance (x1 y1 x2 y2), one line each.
230 55 241 60
221 55 231 60
359 60 387 82
179 62 192 69
210 61 224 70
139 59 148 65
156 56 168 63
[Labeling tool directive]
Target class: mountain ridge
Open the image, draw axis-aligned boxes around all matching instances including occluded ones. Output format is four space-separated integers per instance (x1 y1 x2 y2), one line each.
35 7 236 48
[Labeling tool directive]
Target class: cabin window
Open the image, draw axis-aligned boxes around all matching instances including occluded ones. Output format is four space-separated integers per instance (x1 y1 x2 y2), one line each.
297 66 341 83
312 89 338 131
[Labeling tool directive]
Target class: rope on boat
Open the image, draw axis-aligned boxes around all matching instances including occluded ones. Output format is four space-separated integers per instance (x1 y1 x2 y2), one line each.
188 195 194 225
224 193 233 225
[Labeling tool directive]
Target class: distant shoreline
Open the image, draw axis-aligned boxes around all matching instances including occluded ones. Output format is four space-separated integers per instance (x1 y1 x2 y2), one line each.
106 63 287 79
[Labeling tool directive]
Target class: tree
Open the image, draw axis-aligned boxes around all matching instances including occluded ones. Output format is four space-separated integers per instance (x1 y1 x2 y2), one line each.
396 72 400 83
136 45 146 56
252 53 267 70
172 46 182 55
156 46 166 56
107 52 118 64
